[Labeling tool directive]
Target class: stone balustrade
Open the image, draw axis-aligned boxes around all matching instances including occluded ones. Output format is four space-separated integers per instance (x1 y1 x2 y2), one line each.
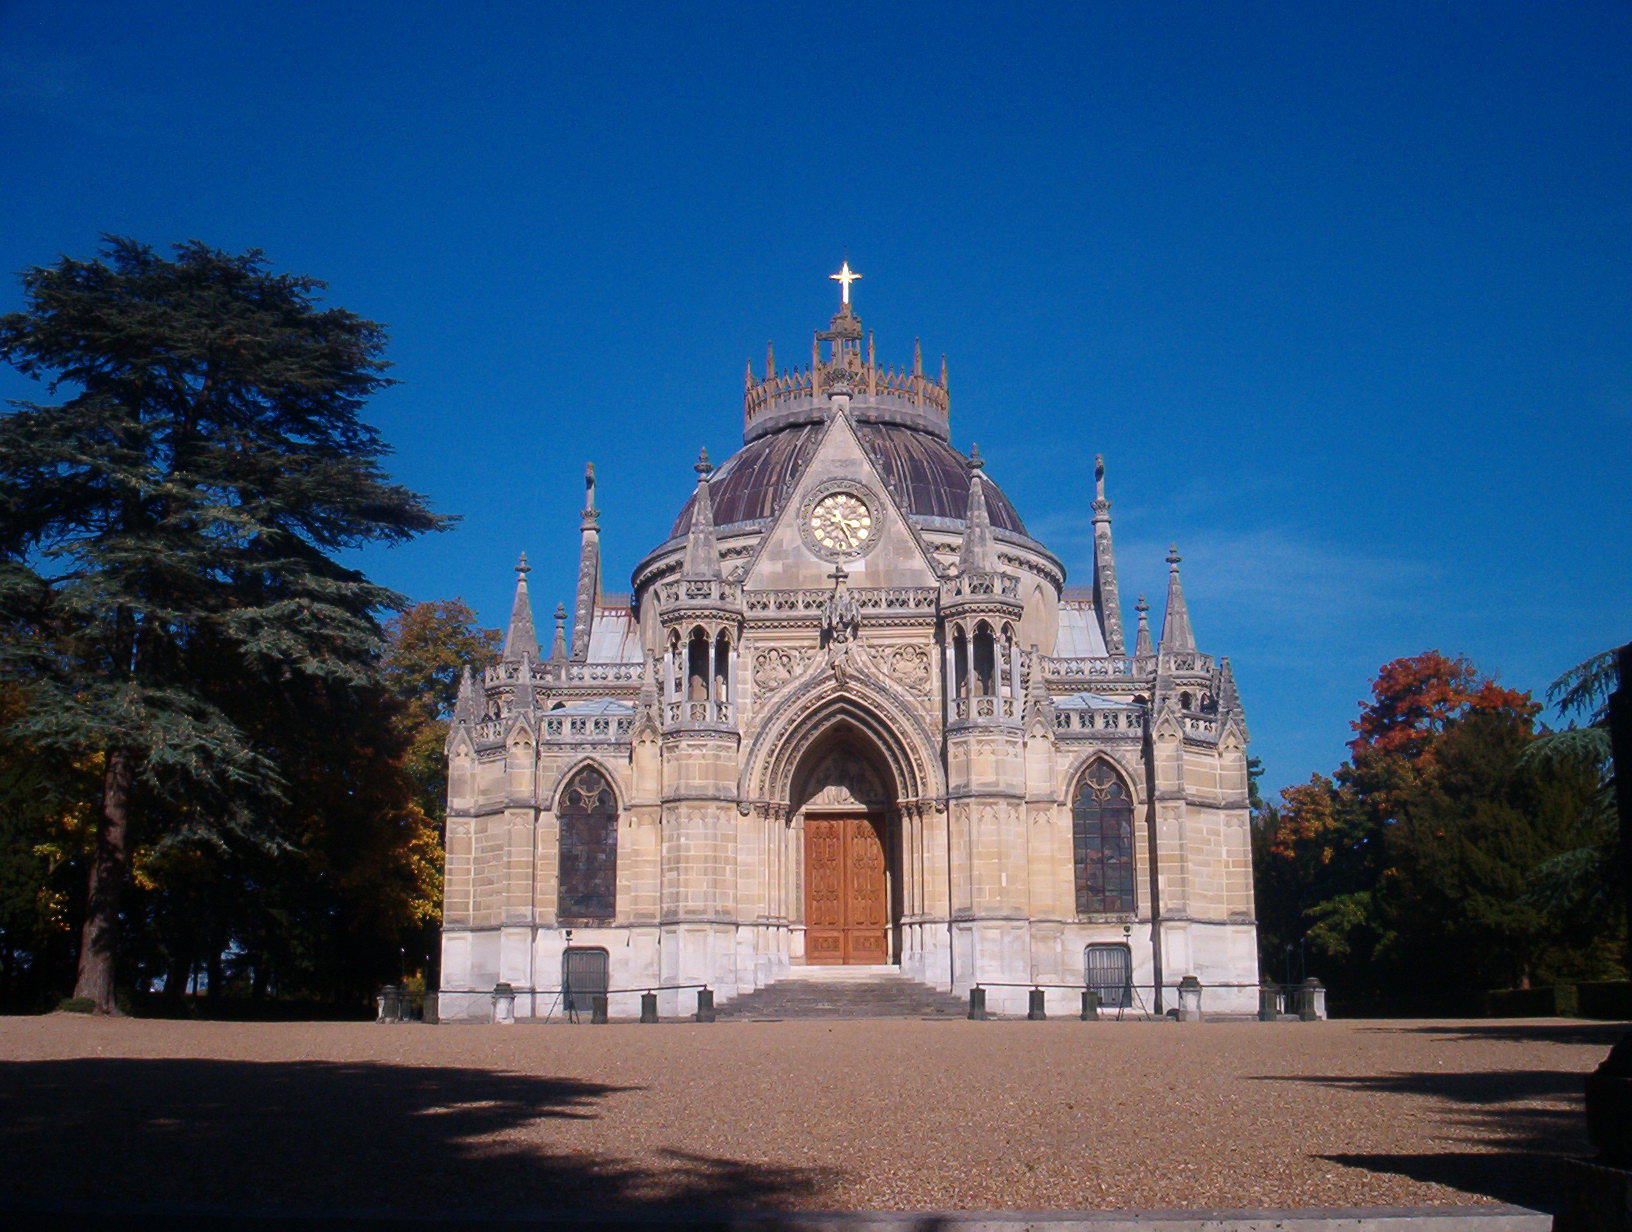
743 586 939 616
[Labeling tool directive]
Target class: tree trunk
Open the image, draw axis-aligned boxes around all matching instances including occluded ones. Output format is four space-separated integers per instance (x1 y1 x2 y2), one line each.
72 748 134 1014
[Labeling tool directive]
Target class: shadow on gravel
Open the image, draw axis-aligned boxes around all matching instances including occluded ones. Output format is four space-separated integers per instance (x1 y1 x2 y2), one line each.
1256 1068 1588 1213
1364 1021 1631 1047
0 1057 837 1224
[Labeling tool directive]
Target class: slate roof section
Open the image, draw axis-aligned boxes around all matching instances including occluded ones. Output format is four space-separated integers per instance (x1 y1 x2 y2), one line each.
669 422 1026 538
1054 605 1110 657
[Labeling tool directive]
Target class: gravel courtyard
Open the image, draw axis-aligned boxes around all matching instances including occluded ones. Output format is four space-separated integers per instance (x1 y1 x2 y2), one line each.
0 1014 1614 1216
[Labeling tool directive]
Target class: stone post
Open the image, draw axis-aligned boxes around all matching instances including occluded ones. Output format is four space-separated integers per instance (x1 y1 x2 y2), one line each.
1300 977 1327 1021
591 993 609 1024
1258 985 1278 1022
967 987 987 1020
491 982 516 1025
640 992 658 1023
1081 989 1100 1021
1028 988 1047 1020
1177 975 1203 1022
695 987 715 1023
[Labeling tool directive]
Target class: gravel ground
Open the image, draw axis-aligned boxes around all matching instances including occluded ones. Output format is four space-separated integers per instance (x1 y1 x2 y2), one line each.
0 1015 1616 1215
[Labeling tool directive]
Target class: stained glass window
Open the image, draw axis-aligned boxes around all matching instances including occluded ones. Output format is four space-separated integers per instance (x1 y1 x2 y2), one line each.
1073 762 1135 915
558 767 617 923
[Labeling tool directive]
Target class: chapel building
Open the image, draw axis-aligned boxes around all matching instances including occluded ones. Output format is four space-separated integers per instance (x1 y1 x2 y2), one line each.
439 275 1258 1019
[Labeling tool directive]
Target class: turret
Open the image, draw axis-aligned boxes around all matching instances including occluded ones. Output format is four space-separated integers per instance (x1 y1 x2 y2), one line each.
550 603 568 662
957 445 996 574
1159 545 1196 653
1091 455 1126 657
682 449 721 579
571 463 600 661
1133 594 1153 658
452 664 479 725
502 554 538 661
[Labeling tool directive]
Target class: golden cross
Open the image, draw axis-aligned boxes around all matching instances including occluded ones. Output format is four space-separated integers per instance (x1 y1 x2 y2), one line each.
829 261 861 306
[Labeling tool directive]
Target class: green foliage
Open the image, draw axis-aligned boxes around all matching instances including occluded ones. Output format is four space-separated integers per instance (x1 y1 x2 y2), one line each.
1519 650 1622 962
0 236 450 1009
1254 650 1619 1004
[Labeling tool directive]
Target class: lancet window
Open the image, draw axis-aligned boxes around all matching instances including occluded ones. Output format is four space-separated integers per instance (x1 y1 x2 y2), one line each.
557 767 617 924
1072 760 1135 916
972 622 996 697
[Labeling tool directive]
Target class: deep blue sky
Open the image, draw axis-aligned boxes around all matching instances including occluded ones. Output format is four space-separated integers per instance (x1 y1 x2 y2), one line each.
3 1 1628 799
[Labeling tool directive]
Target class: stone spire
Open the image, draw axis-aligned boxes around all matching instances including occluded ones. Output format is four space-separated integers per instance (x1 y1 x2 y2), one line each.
551 603 568 662
502 553 538 661
683 448 721 578
1090 454 1126 657
510 654 536 716
453 664 479 724
1024 643 1056 730
570 463 600 661
1218 656 1241 712
1159 545 1196 653
1133 595 1153 658
958 445 996 573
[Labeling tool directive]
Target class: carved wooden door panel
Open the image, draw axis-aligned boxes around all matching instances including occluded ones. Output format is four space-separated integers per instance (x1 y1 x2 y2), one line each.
843 816 888 963
805 813 888 964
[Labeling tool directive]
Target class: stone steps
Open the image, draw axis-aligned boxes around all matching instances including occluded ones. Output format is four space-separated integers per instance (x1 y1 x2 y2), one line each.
718 969 966 1020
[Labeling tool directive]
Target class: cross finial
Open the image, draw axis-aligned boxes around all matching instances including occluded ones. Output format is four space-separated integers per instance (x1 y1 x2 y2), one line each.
828 564 849 589
830 260 861 306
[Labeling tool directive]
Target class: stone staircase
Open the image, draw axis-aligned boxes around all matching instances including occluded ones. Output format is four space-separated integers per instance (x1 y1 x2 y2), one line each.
717 965 967 1020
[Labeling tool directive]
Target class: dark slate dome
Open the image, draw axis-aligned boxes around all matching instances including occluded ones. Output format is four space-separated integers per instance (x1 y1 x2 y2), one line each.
669 421 1026 539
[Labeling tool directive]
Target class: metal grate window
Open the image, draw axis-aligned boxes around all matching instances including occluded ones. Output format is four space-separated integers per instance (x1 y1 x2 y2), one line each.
1072 761 1135 915
562 946 608 1014
1085 943 1133 1009
558 767 617 923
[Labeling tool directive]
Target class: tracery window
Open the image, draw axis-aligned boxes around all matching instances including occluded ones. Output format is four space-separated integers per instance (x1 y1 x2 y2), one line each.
558 767 617 923
1073 762 1135 915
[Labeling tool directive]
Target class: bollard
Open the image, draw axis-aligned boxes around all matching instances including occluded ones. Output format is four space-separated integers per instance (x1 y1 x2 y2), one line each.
1177 974 1203 1022
1258 985 1278 1022
591 993 609 1024
1081 989 1100 1021
422 992 439 1025
376 984 398 1023
491 982 516 1026
1028 988 1047 1020
967 987 987 1020
695 987 715 1023
640 992 658 1023
1299 977 1325 1021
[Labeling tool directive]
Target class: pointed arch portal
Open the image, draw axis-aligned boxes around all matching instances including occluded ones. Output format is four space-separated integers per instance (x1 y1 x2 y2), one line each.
791 729 897 965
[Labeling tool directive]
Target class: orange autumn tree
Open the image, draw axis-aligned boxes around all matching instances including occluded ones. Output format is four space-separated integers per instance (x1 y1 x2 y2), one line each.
1254 651 1603 1003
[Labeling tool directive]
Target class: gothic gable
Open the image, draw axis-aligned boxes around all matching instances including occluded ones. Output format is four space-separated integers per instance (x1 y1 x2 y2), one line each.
738 409 940 592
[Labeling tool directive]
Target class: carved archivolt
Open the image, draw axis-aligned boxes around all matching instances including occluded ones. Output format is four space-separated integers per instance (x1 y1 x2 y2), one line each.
738 667 945 815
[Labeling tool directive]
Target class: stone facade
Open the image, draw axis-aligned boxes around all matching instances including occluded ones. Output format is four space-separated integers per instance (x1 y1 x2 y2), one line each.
440 289 1258 1019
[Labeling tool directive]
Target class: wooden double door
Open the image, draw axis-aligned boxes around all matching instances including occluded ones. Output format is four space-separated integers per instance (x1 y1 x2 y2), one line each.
804 812 890 964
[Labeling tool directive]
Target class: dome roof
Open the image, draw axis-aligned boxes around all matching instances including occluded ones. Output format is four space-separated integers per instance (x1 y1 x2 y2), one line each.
668 421 1027 540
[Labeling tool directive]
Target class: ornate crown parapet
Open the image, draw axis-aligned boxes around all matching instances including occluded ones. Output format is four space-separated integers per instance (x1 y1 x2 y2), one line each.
743 305 950 440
